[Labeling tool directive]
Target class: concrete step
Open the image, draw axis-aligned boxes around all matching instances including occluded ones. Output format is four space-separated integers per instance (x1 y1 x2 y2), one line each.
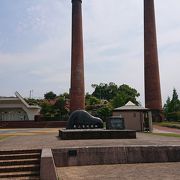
0 164 40 173
0 158 40 166
0 149 41 179
0 153 40 160
0 149 41 155
0 171 40 179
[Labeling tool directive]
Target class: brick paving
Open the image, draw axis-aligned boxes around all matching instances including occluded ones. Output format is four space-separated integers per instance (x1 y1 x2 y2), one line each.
57 163 180 180
0 128 59 135
1 128 180 179
0 129 180 151
153 125 180 134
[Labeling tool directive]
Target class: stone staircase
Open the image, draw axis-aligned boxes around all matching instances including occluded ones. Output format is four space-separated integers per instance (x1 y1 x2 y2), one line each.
0 149 41 179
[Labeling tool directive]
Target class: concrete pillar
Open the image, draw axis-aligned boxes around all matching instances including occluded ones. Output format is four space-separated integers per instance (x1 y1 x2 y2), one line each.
148 111 153 132
144 0 162 117
70 0 85 112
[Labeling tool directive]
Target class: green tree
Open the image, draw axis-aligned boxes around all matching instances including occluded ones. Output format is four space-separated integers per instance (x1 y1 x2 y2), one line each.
54 97 69 116
171 89 180 112
44 91 57 100
40 103 56 116
163 88 180 121
59 92 69 99
92 83 106 100
111 92 126 108
92 82 118 100
164 96 171 116
96 104 113 121
25 98 43 106
111 84 140 108
164 89 180 113
40 97 69 121
91 83 139 105
118 84 140 103
87 96 101 106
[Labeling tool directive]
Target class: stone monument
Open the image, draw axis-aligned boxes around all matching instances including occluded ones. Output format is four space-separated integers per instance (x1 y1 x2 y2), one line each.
106 116 125 130
66 110 103 129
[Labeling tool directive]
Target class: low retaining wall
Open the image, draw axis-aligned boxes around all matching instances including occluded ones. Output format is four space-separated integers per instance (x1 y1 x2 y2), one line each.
53 145 180 167
0 121 67 128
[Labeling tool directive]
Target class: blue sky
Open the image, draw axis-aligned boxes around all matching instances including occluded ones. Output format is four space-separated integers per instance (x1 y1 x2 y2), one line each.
0 0 180 106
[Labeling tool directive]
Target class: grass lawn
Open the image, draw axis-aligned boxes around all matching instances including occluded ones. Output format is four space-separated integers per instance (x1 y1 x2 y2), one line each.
0 135 11 141
152 133 180 138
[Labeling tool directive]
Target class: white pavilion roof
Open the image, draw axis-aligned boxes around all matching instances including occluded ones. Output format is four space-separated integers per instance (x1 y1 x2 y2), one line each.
114 101 148 111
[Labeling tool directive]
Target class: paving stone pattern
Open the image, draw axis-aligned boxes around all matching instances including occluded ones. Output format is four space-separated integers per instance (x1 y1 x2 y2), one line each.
57 163 180 180
1 131 180 151
1 128 180 179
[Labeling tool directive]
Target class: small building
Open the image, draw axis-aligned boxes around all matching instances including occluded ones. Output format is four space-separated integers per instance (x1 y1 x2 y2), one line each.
113 101 152 132
0 92 40 121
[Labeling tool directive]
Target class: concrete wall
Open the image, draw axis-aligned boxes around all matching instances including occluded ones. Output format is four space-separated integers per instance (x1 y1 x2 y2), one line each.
53 146 180 167
0 121 67 128
113 111 144 131
0 99 40 121
25 108 40 121
0 108 28 121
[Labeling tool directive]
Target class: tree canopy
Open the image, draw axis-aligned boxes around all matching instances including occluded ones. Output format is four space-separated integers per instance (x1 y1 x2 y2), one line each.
44 91 57 100
26 83 140 121
92 82 140 108
164 88 180 121
91 82 118 101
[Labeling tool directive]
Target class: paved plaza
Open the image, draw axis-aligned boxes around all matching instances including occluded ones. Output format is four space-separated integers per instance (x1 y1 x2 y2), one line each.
0 128 59 136
1 128 180 151
1 127 180 179
57 163 180 180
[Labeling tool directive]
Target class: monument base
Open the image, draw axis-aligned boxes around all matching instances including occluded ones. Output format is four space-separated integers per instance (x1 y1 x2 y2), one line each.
59 129 136 140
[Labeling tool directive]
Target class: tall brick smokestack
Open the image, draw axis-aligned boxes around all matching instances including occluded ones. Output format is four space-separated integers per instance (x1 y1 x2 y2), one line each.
70 0 85 112
144 0 162 116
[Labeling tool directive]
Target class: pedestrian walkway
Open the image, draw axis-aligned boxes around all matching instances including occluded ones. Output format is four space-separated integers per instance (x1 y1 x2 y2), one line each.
57 162 180 180
1 131 180 151
153 125 180 134
0 128 59 136
1 128 180 180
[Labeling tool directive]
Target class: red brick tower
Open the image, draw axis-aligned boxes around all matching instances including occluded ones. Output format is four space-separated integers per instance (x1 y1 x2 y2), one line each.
70 0 85 112
144 0 162 120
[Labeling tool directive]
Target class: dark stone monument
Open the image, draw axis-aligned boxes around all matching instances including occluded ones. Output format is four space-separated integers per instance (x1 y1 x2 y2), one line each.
144 0 162 120
106 116 125 130
66 110 103 129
